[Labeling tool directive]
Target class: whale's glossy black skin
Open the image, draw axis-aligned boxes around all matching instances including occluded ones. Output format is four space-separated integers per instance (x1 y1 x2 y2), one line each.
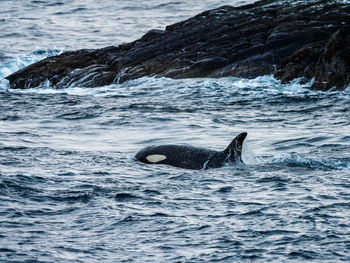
135 132 247 170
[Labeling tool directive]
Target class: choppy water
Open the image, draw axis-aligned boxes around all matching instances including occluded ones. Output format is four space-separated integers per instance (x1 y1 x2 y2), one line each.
1 1 350 262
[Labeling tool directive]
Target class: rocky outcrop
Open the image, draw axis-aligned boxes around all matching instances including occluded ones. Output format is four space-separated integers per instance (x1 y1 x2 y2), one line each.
275 26 350 91
6 0 350 91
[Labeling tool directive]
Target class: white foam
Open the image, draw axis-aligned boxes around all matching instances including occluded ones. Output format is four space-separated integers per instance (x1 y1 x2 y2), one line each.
241 140 261 165
0 78 9 91
0 48 63 79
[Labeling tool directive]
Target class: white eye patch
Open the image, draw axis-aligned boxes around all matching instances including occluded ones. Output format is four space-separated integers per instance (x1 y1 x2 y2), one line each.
146 154 167 163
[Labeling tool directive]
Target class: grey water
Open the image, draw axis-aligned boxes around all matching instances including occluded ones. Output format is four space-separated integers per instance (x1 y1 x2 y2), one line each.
1 0 350 262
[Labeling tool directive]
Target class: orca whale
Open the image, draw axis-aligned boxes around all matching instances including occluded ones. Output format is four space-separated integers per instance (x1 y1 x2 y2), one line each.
135 132 247 170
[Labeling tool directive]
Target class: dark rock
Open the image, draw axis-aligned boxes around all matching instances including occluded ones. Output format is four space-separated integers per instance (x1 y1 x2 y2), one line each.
275 26 350 91
5 0 350 91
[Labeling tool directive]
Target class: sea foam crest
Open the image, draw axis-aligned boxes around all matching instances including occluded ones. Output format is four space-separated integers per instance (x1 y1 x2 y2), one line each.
0 48 63 79
6 74 316 97
0 48 63 91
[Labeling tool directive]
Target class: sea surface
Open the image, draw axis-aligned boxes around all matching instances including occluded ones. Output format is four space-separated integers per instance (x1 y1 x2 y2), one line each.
1 0 350 262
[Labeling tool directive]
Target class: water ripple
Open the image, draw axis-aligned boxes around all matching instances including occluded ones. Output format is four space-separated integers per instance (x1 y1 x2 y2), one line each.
1 23 350 263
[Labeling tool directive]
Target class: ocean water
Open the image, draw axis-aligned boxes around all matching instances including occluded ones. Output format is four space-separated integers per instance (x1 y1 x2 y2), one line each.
1 1 350 262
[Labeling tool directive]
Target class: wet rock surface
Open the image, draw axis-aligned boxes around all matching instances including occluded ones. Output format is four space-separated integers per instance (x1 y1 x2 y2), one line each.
275 26 350 91
6 0 350 91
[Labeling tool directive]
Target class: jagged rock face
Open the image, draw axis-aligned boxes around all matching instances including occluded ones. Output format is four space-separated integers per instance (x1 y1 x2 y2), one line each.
276 26 350 91
5 0 350 90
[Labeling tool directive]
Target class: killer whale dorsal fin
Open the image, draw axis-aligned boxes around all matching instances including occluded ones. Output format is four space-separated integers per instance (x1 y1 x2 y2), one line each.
223 132 247 162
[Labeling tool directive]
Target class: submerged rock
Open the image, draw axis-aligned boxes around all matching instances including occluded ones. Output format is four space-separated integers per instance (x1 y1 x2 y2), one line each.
6 0 350 91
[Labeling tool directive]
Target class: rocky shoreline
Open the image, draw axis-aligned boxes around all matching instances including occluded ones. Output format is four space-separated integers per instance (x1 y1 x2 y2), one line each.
6 0 350 91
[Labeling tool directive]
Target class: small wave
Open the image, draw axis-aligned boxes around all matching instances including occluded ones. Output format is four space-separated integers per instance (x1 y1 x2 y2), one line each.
0 145 28 151
256 175 291 184
240 208 267 216
48 191 92 203
150 212 170 217
143 189 162 195
31 0 46 4
0 113 19 121
216 186 233 193
115 192 140 201
256 229 299 237
9 83 121 96
0 179 42 196
0 248 15 253
230 75 315 94
271 154 350 171
154 2 184 8
56 108 103 120
45 2 65 7
0 48 63 79
288 250 319 260
114 215 139 225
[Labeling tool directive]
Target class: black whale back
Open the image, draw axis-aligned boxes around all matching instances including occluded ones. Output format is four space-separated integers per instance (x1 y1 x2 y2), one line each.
135 132 247 170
